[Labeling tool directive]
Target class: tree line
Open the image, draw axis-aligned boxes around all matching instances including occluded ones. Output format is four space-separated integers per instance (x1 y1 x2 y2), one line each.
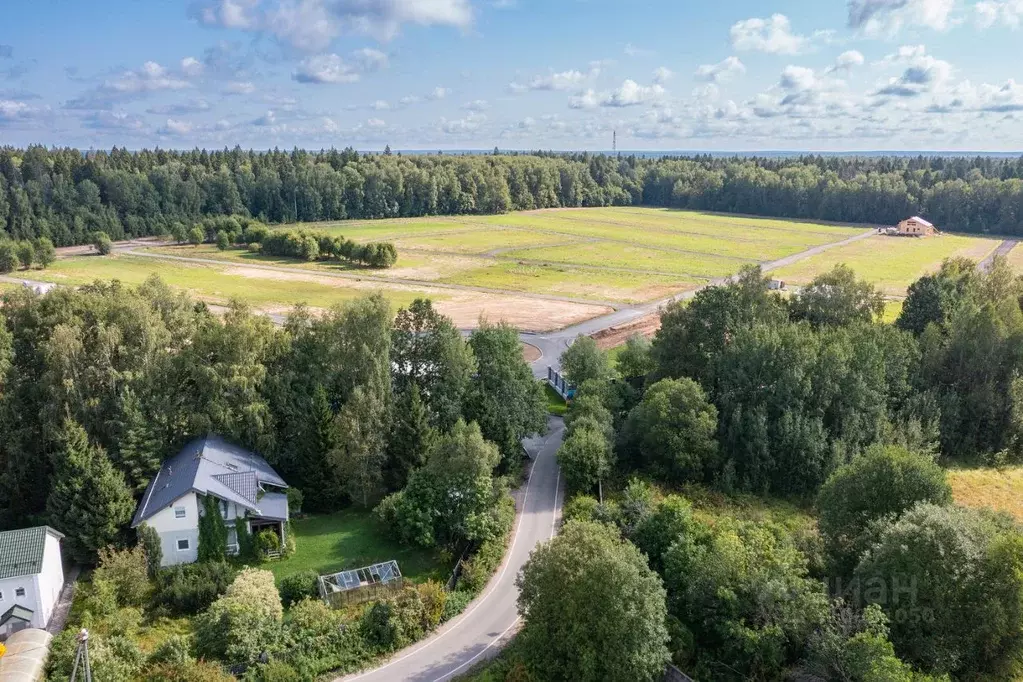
0 283 546 565
5 146 1023 247
511 256 1023 681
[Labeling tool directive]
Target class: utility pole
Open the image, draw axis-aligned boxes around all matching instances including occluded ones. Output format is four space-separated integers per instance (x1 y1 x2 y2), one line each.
70 629 92 682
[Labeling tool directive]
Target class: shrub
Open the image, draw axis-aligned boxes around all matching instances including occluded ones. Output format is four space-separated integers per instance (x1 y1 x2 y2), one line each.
143 660 236 682
361 587 426 652
247 242 262 253
458 495 514 594
93 231 113 255
417 581 447 629
93 545 151 607
154 561 235 615
278 571 319 608
197 495 228 563
188 226 205 245
286 488 304 514
137 523 162 579
147 635 193 666
194 568 283 663
242 222 271 244
817 445 952 574
441 590 473 622
215 230 230 250
33 236 56 268
630 495 707 573
255 529 281 557
253 661 301 682
562 495 599 524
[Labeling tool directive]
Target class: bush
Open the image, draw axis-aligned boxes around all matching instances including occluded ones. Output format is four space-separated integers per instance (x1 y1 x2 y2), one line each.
441 590 473 622
137 523 162 579
147 635 193 666
252 661 301 681
93 231 113 255
361 587 426 652
247 242 262 253
15 240 34 269
562 494 599 524
197 494 228 563
194 568 283 663
33 236 56 268
278 570 319 608
255 529 281 557
417 581 447 629
215 230 230 250
853 503 1023 677
93 545 151 607
817 445 952 574
188 226 205 245
154 561 235 615
144 660 236 682
286 488 304 514
458 495 514 594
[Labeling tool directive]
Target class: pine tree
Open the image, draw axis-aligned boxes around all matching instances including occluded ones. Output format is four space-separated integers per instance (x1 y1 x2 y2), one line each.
386 384 437 491
46 419 135 564
300 384 341 511
114 388 164 494
197 494 228 563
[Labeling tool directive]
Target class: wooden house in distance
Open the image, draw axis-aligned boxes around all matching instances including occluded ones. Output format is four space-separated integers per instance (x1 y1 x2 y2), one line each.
896 216 937 236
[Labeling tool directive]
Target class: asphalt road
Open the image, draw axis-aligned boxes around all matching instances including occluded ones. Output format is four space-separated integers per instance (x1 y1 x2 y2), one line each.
338 416 565 682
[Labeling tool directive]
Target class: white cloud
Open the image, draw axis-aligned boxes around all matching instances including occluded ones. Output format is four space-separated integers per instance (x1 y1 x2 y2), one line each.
652 67 674 84
600 80 666 107
371 99 390 110
399 95 420 106
779 65 817 91
224 80 256 94
253 110 276 126
568 89 599 109
293 53 359 84
730 14 809 55
828 50 865 72
428 86 450 100
147 99 212 115
847 0 956 35
83 110 145 130
159 118 194 136
194 0 474 49
624 43 653 57
0 100 33 120
105 61 191 94
874 45 953 97
441 110 486 133
366 117 386 128
180 57 204 77
463 99 489 111
509 68 594 93
695 56 746 83
975 0 1023 28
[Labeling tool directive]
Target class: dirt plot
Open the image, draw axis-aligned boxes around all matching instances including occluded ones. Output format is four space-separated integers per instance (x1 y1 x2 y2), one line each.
591 312 662 350
434 293 611 332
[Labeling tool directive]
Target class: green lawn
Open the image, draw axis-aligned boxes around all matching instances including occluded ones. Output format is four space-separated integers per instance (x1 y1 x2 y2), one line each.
270 510 451 584
395 228 584 254
544 383 568 416
503 241 747 278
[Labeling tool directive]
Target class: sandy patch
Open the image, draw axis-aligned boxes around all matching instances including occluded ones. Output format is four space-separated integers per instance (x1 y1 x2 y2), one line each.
380 255 491 281
522 342 542 363
591 312 662 350
434 293 611 332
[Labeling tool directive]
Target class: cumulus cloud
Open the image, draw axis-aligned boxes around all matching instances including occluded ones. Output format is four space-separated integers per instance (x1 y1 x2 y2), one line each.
253 110 277 126
353 47 389 71
874 45 952 97
779 65 817 91
193 0 474 49
429 86 450 100
105 61 192 94
847 0 956 35
652 67 674 84
293 53 359 83
976 0 1023 28
509 67 596 93
158 118 194 136
730 14 809 55
224 80 257 94
463 99 489 111
826 50 865 73
600 80 666 107
180 57 204 77
366 117 386 128
83 110 145 131
441 110 486 134
695 56 746 83
371 99 390 110
0 99 39 121
568 89 599 109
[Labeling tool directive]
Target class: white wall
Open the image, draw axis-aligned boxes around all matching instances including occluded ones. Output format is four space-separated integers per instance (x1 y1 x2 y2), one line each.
34 533 65 627
0 575 42 629
146 492 200 566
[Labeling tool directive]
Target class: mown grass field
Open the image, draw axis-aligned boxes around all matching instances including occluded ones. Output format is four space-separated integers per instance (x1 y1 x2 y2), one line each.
948 465 1023 522
269 510 451 583
771 233 1001 297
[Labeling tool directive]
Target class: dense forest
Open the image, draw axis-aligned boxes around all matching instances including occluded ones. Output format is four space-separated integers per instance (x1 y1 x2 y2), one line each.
518 258 1023 682
3 146 1023 246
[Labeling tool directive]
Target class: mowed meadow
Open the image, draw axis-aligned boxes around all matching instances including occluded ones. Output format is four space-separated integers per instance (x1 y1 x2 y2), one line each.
32 207 1012 330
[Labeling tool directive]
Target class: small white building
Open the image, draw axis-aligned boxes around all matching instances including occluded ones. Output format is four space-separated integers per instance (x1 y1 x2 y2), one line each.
0 526 65 638
131 436 289 567
896 216 937 236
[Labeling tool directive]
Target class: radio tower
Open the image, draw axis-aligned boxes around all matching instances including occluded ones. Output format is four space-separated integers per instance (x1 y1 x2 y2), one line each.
612 130 617 156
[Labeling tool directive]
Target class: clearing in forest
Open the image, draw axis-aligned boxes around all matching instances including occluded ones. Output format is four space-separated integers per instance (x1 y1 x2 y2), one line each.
949 466 1023 523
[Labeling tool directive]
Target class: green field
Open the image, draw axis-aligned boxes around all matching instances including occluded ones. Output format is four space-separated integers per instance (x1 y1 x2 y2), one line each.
771 233 1001 297
269 510 451 583
36 254 435 310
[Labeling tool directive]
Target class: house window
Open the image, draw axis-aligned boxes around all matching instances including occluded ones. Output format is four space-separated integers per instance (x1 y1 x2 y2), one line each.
220 499 229 518
177 538 190 551
174 507 186 519
15 587 25 597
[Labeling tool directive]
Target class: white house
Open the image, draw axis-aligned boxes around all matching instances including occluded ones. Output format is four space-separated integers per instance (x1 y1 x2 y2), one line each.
131 436 289 567
0 526 65 638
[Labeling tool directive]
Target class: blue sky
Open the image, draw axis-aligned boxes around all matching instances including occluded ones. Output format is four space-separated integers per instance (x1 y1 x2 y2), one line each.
1 0 1022 151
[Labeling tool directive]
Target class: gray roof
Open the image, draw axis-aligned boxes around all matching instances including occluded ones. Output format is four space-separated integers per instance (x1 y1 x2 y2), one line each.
132 435 287 527
254 492 289 522
0 527 63 581
0 604 34 627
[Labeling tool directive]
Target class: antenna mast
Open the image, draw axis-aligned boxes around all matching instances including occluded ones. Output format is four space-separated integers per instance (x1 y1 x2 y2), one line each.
612 130 617 156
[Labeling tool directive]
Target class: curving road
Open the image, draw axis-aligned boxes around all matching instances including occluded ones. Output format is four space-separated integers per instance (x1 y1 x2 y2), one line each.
338 417 565 682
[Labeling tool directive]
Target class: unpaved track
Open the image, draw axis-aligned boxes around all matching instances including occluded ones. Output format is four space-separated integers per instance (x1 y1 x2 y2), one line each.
979 239 1018 271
